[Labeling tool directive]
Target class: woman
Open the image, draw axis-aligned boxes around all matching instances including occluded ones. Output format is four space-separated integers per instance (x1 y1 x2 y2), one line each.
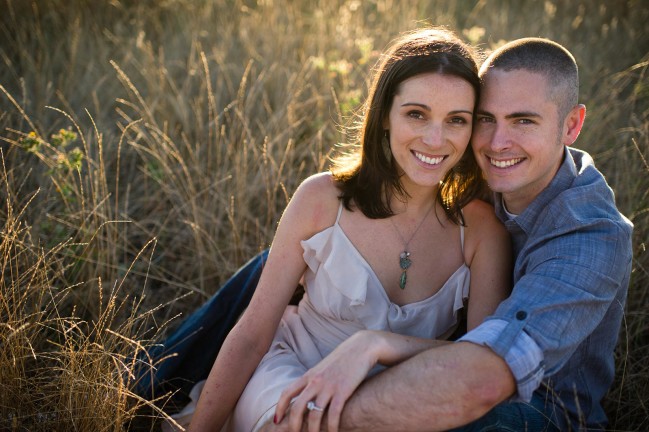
187 27 511 432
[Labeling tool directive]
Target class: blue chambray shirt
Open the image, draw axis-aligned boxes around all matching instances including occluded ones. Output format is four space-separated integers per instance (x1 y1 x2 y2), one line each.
460 147 633 430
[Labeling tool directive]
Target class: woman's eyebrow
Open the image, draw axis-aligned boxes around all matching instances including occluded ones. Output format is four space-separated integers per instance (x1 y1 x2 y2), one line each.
400 102 431 110
401 103 472 115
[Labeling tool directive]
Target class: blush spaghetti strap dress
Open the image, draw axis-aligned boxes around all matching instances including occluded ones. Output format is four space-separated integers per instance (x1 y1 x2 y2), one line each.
228 202 470 431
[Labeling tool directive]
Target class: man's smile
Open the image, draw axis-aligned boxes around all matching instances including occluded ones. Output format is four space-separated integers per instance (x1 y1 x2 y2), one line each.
488 157 524 168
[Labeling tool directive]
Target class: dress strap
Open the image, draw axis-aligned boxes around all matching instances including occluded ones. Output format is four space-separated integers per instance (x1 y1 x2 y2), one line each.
335 200 344 225
460 223 465 254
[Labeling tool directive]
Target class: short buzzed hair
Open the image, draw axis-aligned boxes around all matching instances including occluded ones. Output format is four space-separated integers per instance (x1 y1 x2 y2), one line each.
479 38 579 120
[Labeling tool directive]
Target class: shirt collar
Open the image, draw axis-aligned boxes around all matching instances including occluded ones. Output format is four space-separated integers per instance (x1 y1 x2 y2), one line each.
495 146 577 232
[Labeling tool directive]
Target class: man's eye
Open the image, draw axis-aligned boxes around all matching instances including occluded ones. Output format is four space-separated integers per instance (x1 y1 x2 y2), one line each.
516 118 534 125
477 116 494 123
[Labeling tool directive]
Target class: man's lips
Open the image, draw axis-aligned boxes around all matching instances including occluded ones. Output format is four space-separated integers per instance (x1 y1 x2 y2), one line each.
488 157 524 168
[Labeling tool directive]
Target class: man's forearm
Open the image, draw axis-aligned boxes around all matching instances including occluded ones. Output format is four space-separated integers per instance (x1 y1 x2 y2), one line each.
338 342 515 431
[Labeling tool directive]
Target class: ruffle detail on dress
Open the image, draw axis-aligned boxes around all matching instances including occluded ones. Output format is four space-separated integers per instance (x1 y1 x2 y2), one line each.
382 264 471 338
301 226 370 307
301 227 331 274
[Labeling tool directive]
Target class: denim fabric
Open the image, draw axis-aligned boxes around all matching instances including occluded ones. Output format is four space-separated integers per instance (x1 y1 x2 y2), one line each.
448 392 561 432
460 147 633 430
462 319 544 402
134 250 268 400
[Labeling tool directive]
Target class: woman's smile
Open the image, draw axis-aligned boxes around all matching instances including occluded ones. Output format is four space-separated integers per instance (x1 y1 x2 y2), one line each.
412 150 446 166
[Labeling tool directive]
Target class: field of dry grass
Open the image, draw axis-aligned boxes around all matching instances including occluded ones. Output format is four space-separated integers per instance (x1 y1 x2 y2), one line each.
0 0 648 430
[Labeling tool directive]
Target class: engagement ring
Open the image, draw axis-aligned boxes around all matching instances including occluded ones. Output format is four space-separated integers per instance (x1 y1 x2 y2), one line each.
306 401 324 412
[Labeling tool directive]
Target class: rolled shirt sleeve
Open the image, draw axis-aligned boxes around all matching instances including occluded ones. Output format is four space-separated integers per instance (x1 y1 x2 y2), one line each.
459 319 544 402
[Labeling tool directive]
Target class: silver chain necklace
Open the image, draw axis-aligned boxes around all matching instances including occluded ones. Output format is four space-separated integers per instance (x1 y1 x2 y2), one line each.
389 204 435 289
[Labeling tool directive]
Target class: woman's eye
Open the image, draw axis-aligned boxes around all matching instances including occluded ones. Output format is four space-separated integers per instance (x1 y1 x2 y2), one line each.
449 117 467 124
407 111 425 120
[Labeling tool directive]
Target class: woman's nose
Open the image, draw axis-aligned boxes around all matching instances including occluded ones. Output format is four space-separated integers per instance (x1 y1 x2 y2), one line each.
421 124 443 147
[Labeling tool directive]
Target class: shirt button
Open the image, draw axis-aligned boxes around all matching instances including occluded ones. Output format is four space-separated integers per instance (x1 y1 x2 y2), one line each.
516 311 527 320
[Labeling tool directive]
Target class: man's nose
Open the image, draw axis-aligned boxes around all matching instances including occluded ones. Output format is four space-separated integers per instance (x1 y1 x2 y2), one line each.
489 124 512 152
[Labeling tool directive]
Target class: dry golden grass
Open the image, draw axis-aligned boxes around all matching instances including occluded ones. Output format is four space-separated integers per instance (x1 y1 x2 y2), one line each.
0 0 648 430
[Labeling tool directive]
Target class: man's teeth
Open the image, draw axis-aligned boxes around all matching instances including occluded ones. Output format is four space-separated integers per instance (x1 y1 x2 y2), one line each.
415 152 444 165
490 157 522 168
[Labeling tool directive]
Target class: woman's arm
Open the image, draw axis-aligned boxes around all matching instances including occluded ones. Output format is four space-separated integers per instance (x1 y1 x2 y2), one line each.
461 199 512 330
187 173 340 432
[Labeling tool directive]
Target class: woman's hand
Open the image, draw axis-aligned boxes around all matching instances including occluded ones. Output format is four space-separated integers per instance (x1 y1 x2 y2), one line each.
274 330 381 432
272 329 446 432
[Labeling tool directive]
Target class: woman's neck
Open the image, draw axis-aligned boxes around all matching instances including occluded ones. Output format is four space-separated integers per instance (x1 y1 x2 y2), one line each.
389 185 439 217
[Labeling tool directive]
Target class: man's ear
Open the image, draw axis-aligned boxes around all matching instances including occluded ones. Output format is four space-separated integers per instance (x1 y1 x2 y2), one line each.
563 104 586 146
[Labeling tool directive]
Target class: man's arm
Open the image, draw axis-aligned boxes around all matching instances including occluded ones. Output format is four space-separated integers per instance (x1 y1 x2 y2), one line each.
336 341 514 431
263 342 514 432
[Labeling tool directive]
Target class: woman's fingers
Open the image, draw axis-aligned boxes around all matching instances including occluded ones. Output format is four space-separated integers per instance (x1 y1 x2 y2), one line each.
326 395 345 432
306 396 328 432
287 386 330 432
275 378 306 424
277 333 377 430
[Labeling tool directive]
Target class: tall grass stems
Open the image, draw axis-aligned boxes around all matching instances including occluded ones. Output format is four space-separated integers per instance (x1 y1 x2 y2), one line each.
0 0 647 430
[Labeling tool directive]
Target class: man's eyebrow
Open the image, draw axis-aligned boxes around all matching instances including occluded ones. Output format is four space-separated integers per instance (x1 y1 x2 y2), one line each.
506 111 542 119
475 110 542 119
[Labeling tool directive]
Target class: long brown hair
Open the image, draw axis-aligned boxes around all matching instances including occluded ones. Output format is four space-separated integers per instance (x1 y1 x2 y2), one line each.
331 27 486 225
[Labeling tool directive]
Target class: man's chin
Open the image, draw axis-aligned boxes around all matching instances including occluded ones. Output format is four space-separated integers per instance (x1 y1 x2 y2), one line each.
485 179 512 193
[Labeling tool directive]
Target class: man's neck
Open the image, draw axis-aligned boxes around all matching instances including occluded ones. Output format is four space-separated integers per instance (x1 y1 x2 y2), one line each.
501 196 518 219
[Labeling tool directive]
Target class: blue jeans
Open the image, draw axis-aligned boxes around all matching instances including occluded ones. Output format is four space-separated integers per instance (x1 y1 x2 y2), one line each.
134 250 268 400
448 392 563 432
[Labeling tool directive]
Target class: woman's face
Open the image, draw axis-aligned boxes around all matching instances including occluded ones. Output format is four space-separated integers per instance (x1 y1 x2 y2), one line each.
385 72 475 191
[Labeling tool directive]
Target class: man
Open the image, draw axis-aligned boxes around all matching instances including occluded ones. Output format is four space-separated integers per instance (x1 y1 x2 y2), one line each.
272 38 632 431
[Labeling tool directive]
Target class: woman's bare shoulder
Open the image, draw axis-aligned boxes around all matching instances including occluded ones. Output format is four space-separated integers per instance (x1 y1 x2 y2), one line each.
298 172 339 195
462 199 503 225
288 172 342 232
461 199 509 263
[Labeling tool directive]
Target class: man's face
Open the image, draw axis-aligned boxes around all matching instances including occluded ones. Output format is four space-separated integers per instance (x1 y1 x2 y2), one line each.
472 69 567 214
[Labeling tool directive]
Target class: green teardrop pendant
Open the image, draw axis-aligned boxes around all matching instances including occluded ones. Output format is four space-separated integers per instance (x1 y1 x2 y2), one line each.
399 271 407 289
